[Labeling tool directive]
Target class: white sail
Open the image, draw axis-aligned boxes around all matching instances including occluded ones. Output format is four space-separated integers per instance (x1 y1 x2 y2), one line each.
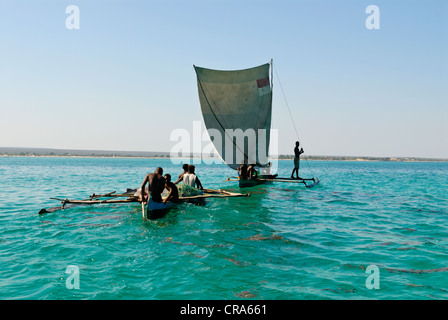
194 63 272 170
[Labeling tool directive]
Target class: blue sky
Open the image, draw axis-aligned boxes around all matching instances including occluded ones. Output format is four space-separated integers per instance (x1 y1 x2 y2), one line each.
0 0 447 158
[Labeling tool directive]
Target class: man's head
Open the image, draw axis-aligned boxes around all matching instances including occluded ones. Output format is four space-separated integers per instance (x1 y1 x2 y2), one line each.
188 164 195 173
182 163 189 172
155 167 163 175
164 174 171 183
296 141 300 147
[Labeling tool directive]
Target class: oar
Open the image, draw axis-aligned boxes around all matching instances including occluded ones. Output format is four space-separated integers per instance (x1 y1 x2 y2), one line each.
141 202 146 220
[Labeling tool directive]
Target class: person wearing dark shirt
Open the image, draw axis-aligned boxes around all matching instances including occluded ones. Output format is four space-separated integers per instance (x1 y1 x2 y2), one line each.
291 141 304 179
163 174 179 204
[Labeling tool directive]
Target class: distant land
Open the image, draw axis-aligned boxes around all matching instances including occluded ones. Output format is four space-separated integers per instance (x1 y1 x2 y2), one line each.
1 147 447 162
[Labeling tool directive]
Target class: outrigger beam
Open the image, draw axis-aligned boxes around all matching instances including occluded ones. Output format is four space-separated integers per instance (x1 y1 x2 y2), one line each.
226 176 320 188
39 188 250 215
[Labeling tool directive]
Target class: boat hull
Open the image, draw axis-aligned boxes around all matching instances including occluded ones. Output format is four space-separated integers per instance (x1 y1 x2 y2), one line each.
238 179 268 188
144 199 177 220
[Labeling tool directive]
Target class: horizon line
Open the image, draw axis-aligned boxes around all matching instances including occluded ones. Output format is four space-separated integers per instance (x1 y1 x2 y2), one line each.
1 146 447 161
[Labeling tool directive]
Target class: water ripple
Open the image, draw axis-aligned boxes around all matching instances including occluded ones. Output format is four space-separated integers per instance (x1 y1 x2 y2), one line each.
1 158 448 299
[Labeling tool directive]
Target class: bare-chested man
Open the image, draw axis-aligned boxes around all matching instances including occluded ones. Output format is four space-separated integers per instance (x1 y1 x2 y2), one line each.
291 141 304 179
139 167 166 203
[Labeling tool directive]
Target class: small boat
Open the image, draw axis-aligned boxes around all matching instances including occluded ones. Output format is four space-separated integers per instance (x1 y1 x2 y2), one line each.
39 188 250 219
194 60 319 189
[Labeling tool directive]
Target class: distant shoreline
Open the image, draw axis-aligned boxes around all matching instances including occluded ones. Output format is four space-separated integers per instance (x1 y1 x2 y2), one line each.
1 147 447 162
1 154 447 163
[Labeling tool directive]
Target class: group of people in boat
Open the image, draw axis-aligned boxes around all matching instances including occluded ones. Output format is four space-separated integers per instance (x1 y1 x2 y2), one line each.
137 164 203 205
138 141 307 205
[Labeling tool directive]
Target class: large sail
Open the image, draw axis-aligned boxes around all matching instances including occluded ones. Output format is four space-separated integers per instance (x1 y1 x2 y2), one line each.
194 63 272 170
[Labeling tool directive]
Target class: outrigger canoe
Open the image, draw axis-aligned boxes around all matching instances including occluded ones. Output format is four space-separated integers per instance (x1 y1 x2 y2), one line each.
39 188 250 220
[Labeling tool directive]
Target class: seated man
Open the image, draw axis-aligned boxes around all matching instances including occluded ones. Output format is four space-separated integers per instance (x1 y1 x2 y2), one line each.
183 165 203 190
163 174 179 204
247 164 258 180
174 163 189 185
238 163 248 180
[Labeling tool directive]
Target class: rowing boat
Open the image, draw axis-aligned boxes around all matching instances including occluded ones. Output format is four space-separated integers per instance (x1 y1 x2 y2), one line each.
143 198 178 220
39 188 250 219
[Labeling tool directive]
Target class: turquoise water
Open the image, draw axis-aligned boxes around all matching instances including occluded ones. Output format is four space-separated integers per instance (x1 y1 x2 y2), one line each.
1 156 447 300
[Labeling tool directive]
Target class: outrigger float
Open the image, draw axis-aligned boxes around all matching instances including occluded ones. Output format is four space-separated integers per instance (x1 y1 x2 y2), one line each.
39 188 250 220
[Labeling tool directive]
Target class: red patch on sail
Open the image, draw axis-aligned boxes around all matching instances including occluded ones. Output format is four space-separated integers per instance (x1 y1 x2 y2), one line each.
257 77 270 88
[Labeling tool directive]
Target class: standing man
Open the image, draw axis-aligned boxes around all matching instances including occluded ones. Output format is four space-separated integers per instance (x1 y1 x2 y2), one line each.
139 167 166 203
291 141 304 179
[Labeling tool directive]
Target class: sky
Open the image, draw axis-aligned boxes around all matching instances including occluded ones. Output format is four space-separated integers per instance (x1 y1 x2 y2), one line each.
0 0 447 158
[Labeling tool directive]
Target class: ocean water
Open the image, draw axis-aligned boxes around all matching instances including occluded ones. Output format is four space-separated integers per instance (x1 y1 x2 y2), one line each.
0 156 447 300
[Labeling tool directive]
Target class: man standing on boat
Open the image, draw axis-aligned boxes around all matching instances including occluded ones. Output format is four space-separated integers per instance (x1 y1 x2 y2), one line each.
291 141 304 179
139 167 166 203
183 165 203 190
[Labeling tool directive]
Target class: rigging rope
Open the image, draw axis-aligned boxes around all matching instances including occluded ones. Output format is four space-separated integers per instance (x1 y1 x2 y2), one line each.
273 65 315 177
274 66 301 143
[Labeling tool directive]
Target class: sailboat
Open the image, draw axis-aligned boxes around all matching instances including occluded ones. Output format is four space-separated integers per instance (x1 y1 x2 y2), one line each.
194 60 319 188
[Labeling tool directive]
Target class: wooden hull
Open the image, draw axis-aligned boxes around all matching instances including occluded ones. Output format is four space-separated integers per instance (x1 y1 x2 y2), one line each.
143 199 177 220
238 179 268 188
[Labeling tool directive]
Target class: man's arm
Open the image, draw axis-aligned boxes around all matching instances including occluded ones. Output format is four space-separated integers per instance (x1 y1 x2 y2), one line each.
174 173 184 185
139 175 149 203
195 176 203 190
